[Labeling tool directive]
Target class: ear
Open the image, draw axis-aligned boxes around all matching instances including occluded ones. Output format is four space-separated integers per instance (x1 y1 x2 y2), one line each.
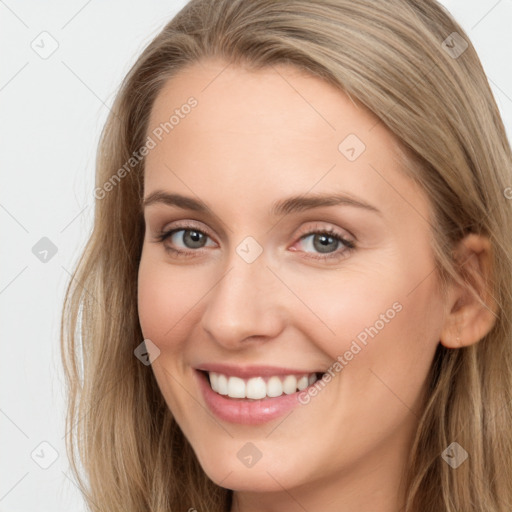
439 233 498 349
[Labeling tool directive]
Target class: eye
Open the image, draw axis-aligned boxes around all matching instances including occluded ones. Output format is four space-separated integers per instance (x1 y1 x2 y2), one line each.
292 226 355 261
154 222 216 257
153 221 356 262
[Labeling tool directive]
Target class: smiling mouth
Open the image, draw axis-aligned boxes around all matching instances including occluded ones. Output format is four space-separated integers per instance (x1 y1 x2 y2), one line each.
200 370 324 400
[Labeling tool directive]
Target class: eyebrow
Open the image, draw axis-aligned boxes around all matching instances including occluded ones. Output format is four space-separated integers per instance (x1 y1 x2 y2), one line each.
142 190 382 217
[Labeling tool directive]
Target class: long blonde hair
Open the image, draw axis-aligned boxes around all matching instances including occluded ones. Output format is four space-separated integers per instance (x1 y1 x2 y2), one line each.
61 1 512 510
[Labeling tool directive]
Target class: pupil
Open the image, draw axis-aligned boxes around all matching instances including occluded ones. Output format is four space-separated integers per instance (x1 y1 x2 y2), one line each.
313 234 337 253
184 230 205 248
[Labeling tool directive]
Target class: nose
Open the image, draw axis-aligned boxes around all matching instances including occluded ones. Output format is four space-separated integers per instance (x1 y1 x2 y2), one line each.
200 250 287 349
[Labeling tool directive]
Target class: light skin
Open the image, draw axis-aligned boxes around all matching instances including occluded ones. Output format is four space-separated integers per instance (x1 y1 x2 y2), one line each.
137 58 496 512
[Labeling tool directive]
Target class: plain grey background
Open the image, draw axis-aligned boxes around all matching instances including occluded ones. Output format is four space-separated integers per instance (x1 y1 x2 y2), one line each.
1 1 511 510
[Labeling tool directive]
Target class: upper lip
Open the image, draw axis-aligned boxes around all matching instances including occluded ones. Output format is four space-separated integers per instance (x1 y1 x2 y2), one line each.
195 363 325 379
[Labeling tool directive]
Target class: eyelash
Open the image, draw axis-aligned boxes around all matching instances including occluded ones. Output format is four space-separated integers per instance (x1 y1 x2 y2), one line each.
153 221 356 262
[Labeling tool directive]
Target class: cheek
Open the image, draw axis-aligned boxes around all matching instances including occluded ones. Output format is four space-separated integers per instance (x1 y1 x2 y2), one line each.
137 253 196 346
283 261 406 360
292 258 442 391
137 254 200 419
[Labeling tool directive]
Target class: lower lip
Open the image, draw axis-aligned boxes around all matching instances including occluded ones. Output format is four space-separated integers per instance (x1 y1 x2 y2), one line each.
195 370 310 425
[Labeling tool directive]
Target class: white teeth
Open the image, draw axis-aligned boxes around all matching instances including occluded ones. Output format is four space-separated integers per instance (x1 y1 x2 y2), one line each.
297 375 309 390
266 376 283 397
282 375 297 394
227 376 246 398
210 372 219 391
206 371 320 399
246 377 267 399
217 373 228 395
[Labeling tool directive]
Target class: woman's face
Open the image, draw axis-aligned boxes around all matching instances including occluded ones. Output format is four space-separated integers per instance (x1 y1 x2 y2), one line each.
138 58 448 499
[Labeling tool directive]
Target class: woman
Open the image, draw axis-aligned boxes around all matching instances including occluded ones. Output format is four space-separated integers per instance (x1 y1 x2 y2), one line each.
61 1 512 510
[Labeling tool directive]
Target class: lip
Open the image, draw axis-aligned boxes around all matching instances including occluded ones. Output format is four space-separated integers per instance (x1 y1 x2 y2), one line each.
195 363 324 379
194 368 322 425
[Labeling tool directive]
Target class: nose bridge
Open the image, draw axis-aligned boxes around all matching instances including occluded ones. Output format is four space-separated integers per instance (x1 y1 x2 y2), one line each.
200 241 285 346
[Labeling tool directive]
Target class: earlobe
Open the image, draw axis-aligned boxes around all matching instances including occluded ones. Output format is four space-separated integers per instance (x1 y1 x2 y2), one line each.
439 233 498 349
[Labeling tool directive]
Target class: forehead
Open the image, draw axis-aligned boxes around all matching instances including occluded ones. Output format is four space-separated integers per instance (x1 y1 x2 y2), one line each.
143 59 431 228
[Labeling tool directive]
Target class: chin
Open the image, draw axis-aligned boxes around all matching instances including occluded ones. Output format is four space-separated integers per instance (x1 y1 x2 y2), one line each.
194 446 305 493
